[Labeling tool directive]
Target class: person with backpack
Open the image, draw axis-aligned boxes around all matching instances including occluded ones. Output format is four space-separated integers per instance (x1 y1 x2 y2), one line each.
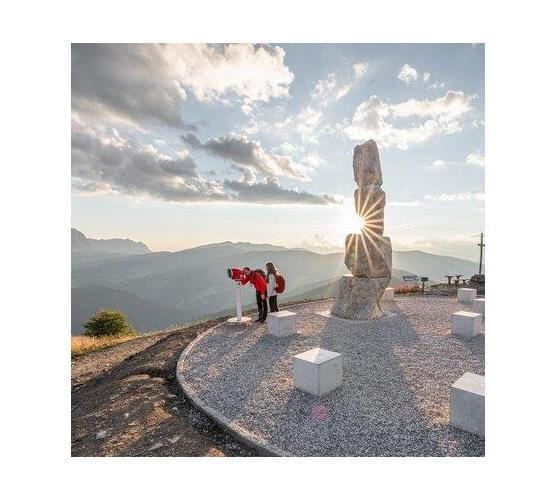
240 267 268 322
266 262 285 313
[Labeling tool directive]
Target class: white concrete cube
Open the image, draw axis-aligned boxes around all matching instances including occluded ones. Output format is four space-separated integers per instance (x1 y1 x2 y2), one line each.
450 372 485 437
457 287 477 304
293 348 342 396
268 311 297 337
451 311 482 337
382 287 395 302
473 298 485 317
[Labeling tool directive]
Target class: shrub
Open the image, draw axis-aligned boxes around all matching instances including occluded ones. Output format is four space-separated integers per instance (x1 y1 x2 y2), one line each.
394 283 421 295
83 309 135 337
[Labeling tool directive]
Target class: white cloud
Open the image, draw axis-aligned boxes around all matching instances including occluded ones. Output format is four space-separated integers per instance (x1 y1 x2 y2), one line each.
423 72 431 82
398 64 419 83
72 43 294 128
279 141 298 154
277 106 323 143
390 91 473 119
336 85 351 100
427 81 446 91
311 73 351 104
344 91 474 149
429 159 448 168
466 151 485 166
472 119 485 128
353 62 369 79
388 200 424 207
239 118 260 136
302 153 324 167
424 192 485 202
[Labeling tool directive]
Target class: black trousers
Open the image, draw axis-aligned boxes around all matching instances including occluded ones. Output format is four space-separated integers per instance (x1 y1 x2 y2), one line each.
256 291 268 321
269 295 279 313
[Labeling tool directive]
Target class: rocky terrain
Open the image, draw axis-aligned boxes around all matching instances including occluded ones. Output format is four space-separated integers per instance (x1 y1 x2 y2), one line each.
71 320 255 456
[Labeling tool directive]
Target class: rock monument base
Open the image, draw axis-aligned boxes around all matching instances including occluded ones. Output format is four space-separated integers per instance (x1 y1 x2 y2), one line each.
330 274 390 320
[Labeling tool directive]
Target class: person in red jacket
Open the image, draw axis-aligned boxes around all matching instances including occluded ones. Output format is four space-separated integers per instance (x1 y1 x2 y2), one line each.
241 267 268 322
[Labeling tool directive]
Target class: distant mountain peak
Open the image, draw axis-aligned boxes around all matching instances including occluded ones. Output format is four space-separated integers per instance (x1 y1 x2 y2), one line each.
72 228 151 256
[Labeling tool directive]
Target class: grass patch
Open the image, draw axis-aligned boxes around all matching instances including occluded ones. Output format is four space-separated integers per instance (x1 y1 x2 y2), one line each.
71 333 139 358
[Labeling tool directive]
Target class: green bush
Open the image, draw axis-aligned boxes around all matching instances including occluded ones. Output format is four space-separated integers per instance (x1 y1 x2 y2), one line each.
83 309 135 337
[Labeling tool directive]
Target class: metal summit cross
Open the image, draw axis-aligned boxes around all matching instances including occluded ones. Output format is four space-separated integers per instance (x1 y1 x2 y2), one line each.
477 232 485 275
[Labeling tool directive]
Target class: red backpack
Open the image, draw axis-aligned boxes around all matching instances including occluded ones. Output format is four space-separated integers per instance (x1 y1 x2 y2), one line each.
275 274 286 293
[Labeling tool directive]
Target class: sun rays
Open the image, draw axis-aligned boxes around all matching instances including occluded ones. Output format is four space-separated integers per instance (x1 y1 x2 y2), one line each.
344 187 389 275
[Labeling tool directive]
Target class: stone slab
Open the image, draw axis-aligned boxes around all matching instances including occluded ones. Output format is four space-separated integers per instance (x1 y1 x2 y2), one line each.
331 274 390 320
450 372 485 437
458 287 477 304
451 311 482 337
344 232 392 278
353 139 382 186
293 347 342 396
268 310 297 337
473 298 485 317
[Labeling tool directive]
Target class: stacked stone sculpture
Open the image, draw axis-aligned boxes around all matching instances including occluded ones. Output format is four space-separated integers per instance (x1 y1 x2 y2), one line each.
330 139 392 320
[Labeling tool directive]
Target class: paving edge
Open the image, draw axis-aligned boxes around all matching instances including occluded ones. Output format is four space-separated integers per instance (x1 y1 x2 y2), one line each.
175 320 292 457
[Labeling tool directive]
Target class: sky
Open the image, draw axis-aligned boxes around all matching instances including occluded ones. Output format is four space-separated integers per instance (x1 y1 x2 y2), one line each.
71 43 484 260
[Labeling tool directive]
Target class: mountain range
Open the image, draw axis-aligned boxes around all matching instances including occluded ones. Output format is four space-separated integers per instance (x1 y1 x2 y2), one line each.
71 229 479 334
72 228 150 264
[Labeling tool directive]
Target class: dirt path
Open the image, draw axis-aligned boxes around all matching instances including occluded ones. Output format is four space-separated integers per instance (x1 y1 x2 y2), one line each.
71 321 256 456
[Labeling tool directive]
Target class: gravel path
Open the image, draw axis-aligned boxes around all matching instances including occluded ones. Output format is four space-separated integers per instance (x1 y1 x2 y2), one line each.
179 296 485 456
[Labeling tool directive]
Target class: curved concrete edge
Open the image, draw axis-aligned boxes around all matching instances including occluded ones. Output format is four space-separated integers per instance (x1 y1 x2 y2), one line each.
175 321 293 457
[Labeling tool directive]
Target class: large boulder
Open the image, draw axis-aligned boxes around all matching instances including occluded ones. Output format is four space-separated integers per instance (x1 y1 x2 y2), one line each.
354 185 385 234
344 233 392 278
353 139 382 187
330 275 390 320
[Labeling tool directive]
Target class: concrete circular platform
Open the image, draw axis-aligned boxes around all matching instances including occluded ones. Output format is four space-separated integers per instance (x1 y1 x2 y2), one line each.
177 297 485 456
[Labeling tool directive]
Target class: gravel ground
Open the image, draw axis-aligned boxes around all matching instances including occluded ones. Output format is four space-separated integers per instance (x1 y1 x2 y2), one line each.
179 296 485 457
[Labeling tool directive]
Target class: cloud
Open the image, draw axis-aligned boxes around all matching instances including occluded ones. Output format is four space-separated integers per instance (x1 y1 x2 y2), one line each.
387 200 424 207
390 91 473 119
423 72 431 82
223 177 342 205
181 133 311 181
344 91 474 149
279 141 298 154
398 64 419 83
275 106 323 144
427 81 446 91
311 73 351 104
429 159 448 168
229 164 256 184
301 153 324 167
466 151 485 166
72 43 294 128
353 62 369 79
72 124 340 205
71 123 228 202
424 192 485 202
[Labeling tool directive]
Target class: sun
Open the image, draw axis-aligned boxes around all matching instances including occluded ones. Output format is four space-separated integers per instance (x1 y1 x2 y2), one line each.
342 210 364 235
